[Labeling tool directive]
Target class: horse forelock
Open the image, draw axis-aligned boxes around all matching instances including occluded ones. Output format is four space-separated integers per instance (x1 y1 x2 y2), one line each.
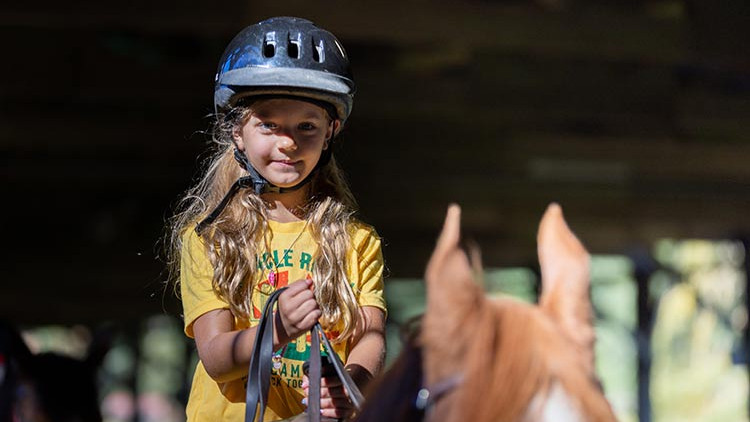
448 298 616 422
451 299 548 421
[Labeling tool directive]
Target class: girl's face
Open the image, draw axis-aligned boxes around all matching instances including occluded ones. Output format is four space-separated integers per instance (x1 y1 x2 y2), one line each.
233 98 338 188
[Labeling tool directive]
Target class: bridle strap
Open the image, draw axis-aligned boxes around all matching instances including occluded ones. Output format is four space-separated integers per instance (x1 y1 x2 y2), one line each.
415 374 464 414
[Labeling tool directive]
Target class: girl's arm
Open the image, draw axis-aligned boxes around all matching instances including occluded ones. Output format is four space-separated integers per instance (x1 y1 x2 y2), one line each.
345 305 387 388
192 279 322 383
192 308 259 383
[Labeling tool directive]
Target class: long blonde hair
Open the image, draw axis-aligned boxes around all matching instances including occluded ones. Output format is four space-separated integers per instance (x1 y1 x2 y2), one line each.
167 102 362 342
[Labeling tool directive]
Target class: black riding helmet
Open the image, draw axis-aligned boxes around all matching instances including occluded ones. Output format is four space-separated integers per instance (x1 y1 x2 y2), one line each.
214 16 355 120
197 17 356 234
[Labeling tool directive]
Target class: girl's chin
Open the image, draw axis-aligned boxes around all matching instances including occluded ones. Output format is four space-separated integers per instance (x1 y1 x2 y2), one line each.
259 167 312 187
272 182 301 188
265 175 308 188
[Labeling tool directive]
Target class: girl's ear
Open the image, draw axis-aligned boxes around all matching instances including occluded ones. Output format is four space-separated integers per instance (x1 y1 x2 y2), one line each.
323 120 341 150
329 119 341 139
232 126 245 151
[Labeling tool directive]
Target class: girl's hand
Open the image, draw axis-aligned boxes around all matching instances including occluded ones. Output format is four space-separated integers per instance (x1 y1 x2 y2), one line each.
302 375 354 419
275 279 321 344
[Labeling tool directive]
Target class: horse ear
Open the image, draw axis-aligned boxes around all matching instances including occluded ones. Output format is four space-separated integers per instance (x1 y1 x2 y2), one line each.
421 205 484 376
424 204 463 285
537 203 595 373
424 204 481 300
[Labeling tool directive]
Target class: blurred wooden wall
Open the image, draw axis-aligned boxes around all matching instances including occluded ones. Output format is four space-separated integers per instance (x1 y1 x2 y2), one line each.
2 0 749 324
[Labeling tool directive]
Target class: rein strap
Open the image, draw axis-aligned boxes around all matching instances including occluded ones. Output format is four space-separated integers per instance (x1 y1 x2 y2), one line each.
245 286 364 422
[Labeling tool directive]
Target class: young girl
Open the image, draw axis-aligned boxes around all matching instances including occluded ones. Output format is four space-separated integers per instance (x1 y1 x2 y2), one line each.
168 17 386 421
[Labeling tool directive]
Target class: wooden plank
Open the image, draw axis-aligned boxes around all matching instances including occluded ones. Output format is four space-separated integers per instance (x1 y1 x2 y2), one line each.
248 1 687 63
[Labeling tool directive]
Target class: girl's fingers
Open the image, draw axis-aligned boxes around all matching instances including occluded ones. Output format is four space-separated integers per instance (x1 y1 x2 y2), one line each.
285 278 313 295
285 280 315 306
280 292 315 317
321 389 349 400
286 304 320 333
299 310 322 329
319 376 343 389
290 287 315 304
303 382 352 419
318 382 348 401
305 381 348 400
319 396 353 418
321 409 351 419
288 299 319 321
320 397 353 410
279 280 315 312
279 291 320 336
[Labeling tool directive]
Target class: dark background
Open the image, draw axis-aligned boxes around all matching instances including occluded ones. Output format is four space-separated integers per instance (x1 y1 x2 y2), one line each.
2 0 750 328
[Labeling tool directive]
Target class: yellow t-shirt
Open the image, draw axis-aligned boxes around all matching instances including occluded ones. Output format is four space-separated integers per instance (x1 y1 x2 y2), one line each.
180 219 386 421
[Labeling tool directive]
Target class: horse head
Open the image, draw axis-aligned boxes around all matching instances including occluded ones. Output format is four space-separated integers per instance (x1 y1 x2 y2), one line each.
418 203 616 422
358 203 617 422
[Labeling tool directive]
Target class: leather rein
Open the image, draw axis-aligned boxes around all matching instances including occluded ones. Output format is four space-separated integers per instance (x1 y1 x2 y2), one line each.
244 287 364 422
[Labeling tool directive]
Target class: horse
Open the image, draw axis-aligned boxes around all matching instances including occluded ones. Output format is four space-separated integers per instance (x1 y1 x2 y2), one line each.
355 203 618 422
0 320 109 422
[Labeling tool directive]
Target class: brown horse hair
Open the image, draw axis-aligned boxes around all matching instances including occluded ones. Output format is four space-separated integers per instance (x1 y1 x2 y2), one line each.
454 298 615 421
356 300 615 422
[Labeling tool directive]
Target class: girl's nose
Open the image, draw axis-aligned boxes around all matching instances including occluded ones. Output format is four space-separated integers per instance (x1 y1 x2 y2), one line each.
277 135 297 151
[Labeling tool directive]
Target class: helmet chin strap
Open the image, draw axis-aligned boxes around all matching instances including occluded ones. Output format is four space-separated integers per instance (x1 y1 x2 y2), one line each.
195 144 333 235
230 148 325 195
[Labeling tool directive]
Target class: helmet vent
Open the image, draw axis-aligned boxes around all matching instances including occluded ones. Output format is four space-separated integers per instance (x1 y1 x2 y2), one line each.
263 32 276 58
288 33 301 59
312 39 325 63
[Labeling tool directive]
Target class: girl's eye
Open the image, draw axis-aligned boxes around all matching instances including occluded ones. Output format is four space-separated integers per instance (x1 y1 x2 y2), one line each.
259 122 277 131
298 122 316 131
